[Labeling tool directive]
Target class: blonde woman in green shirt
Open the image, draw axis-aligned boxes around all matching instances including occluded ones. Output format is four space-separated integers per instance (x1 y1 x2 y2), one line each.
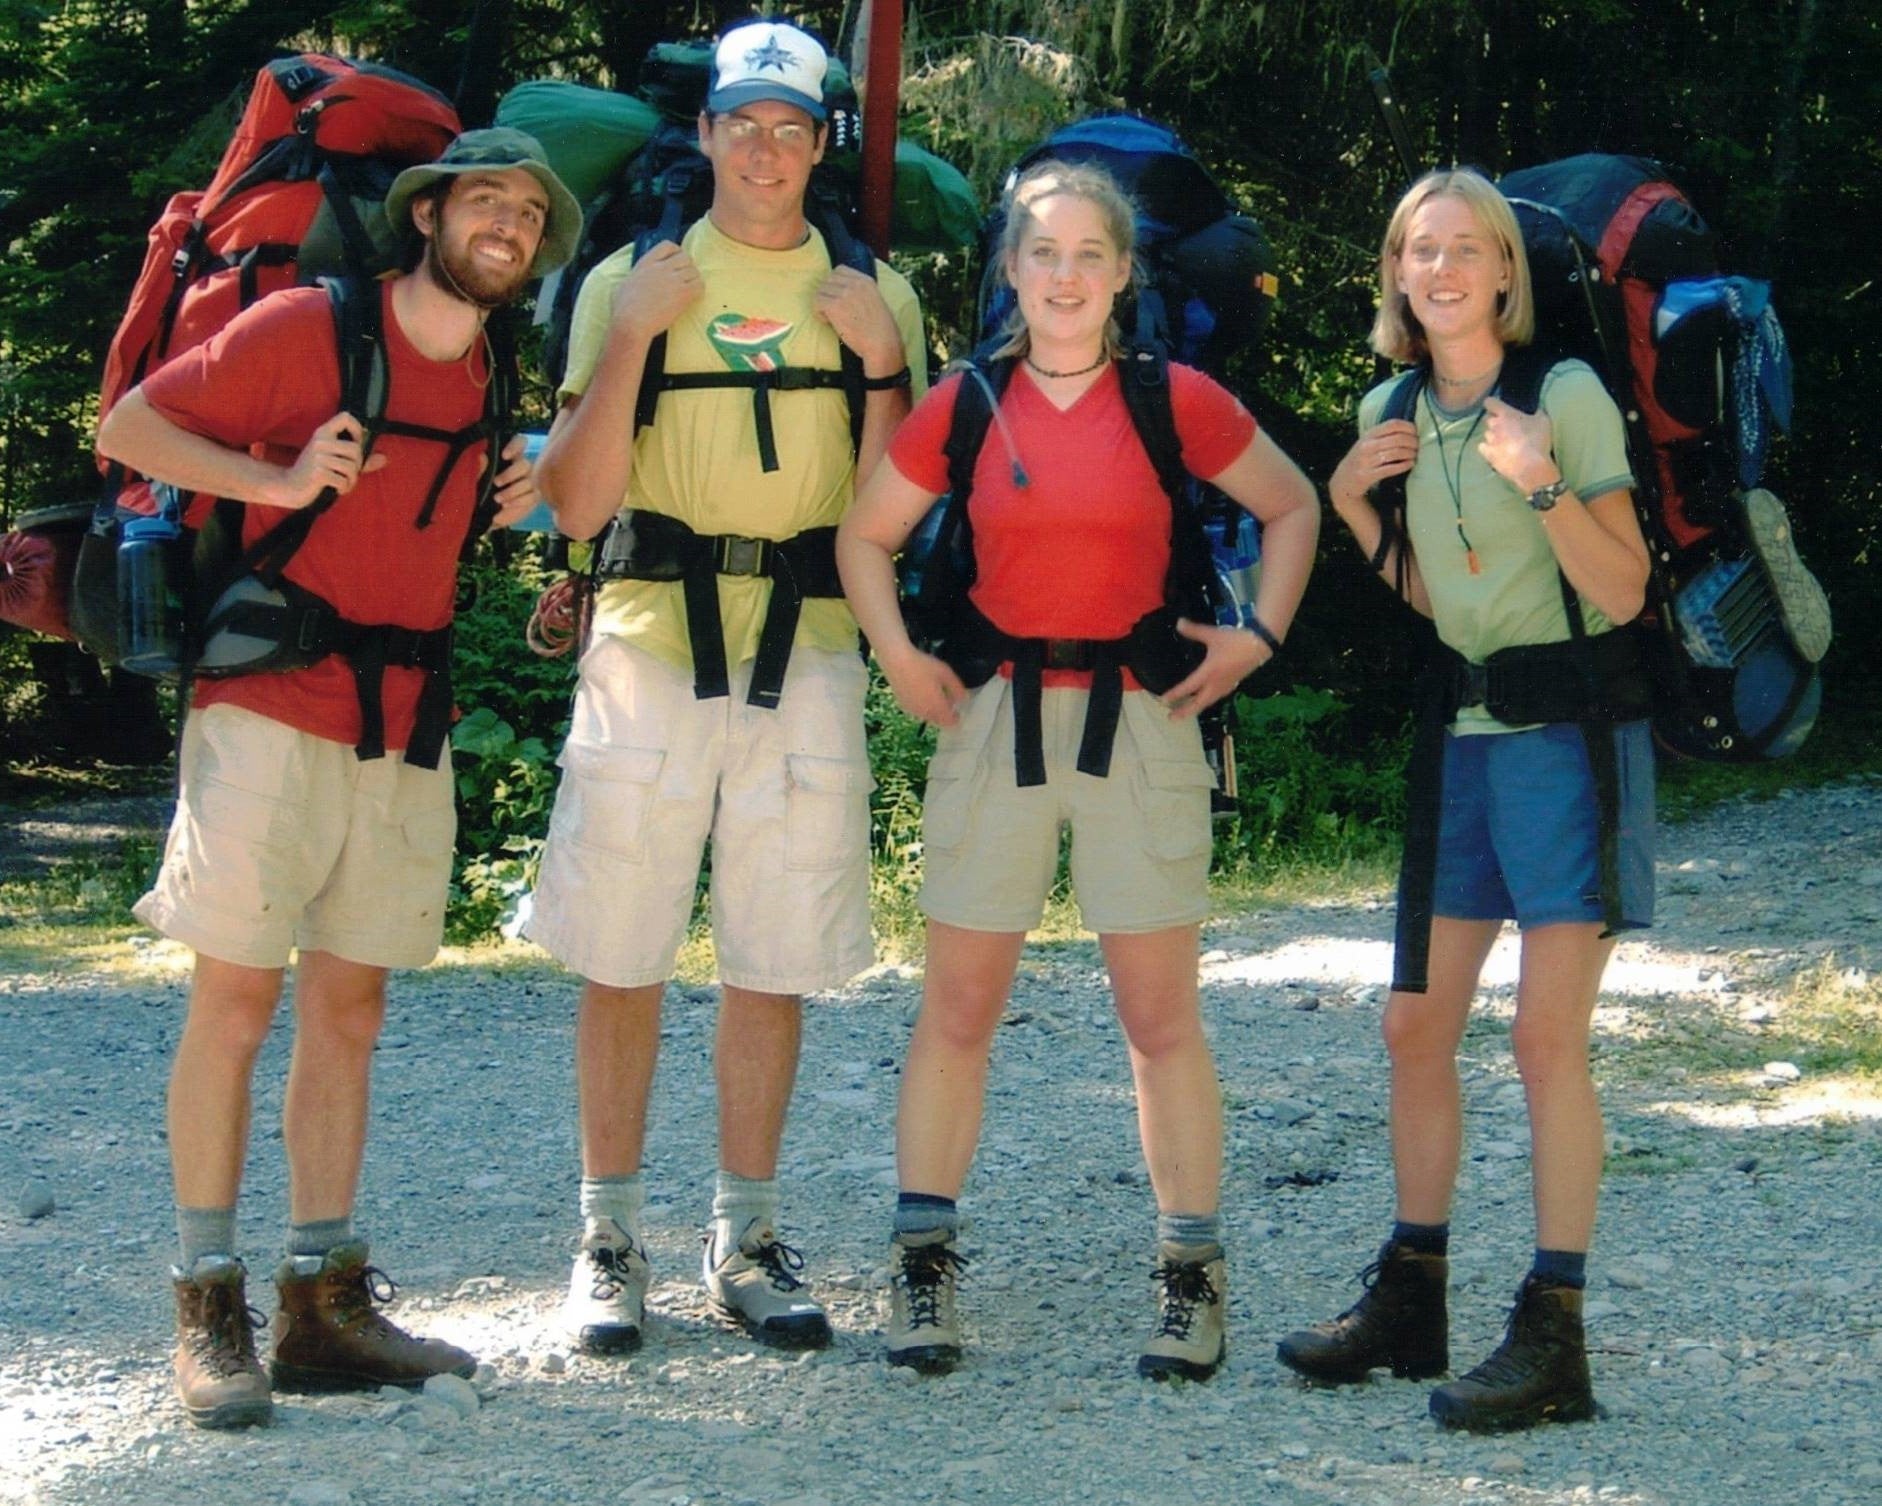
1278 169 1655 1433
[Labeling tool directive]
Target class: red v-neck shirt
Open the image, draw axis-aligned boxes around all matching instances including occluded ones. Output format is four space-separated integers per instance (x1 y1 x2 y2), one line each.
889 361 1255 675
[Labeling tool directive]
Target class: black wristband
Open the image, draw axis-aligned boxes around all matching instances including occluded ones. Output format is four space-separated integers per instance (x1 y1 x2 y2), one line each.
1247 616 1283 655
861 366 912 391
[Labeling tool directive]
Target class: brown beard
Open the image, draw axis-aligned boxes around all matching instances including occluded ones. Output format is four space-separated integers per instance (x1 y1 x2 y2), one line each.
424 211 530 310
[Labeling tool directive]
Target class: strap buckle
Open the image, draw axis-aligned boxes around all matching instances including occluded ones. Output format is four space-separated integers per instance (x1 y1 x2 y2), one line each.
715 534 772 577
1042 638 1094 672
1459 659 1490 708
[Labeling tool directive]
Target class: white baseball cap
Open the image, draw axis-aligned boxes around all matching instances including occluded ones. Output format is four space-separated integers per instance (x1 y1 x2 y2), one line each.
706 20 828 122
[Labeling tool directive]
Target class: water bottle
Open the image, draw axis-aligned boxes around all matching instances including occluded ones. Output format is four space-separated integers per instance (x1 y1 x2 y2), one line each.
1208 508 1262 629
117 493 184 679
899 496 951 601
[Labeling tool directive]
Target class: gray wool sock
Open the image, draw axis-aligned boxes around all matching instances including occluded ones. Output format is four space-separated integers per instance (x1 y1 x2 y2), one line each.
176 1205 238 1269
1156 1211 1223 1252
287 1217 354 1258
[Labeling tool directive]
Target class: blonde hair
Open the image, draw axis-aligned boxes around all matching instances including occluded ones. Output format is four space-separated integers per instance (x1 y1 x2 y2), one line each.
989 159 1137 362
1371 168 1535 363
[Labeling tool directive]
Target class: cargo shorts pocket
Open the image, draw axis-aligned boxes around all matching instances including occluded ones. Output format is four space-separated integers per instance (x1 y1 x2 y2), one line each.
551 739 665 862
194 778 302 850
918 751 980 855
784 752 874 872
1135 758 1216 862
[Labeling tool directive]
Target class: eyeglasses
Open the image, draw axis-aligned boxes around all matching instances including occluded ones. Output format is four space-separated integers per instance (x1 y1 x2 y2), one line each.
716 116 816 149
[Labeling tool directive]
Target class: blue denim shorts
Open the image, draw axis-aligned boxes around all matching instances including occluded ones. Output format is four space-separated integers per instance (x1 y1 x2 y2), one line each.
1431 720 1655 931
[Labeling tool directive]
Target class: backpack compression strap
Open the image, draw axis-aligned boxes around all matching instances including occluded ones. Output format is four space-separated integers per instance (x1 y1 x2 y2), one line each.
629 198 878 473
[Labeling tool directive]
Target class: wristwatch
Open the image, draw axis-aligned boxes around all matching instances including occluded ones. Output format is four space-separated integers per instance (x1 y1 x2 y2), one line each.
1526 478 1570 512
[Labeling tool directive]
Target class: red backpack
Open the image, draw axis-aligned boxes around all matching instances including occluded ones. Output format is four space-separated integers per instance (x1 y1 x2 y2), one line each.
98 53 460 424
58 53 461 659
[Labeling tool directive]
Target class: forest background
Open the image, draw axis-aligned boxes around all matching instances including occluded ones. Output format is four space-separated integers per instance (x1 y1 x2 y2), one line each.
1 0 1875 942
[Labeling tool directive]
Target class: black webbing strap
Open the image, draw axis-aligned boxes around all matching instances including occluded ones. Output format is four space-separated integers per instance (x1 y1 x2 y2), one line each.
629 200 875 473
595 510 842 707
335 620 454 766
947 599 1132 787
655 367 850 474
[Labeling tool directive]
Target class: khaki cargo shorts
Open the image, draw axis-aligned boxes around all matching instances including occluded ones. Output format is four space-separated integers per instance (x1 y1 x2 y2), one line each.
918 677 1216 935
135 704 456 970
526 637 875 993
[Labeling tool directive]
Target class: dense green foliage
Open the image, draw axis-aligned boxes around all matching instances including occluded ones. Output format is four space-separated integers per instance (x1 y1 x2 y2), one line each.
4 2 1877 935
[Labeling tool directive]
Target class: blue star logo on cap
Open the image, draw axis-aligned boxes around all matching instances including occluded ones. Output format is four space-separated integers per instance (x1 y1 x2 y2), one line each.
745 32 798 74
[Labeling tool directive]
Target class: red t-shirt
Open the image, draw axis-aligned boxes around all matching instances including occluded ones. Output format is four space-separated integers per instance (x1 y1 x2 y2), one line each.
888 360 1257 683
142 282 488 751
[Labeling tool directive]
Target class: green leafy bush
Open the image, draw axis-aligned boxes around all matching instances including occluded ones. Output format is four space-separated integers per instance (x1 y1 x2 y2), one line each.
1215 684 1408 876
446 547 574 940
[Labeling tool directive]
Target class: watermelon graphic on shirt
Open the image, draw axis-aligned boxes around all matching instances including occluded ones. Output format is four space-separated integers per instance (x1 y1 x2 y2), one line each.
708 313 794 372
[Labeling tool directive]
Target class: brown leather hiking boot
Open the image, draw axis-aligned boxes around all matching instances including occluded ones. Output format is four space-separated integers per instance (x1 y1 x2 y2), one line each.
172 1256 273 1429
1276 1240 1449 1383
1429 1275 1598 1432
270 1242 476 1393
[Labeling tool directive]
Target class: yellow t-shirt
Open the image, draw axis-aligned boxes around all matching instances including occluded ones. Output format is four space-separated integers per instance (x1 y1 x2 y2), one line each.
562 216 927 671
1358 358 1634 733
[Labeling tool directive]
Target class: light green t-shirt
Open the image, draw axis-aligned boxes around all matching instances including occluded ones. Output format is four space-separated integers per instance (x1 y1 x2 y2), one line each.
563 216 928 670
1358 358 1633 733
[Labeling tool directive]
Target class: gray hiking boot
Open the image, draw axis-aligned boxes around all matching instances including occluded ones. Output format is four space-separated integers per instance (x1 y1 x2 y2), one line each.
702 1217 832 1349
885 1228 967 1374
172 1255 273 1430
1137 1241 1227 1382
563 1219 651 1354
1743 487 1832 662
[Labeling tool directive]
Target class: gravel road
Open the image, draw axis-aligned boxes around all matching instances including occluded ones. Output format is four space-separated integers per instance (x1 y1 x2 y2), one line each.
3 778 1880 1506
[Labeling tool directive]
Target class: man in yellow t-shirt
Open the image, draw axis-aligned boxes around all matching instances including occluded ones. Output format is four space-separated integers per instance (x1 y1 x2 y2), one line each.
528 19 926 1356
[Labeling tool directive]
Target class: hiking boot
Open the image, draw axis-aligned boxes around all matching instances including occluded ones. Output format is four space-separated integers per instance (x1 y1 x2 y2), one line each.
563 1219 652 1354
702 1217 832 1349
1276 1241 1449 1384
172 1256 273 1430
1744 487 1832 663
885 1228 967 1374
1137 1241 1227 1382
270 1242 477 1393
1429 1275 1597 1433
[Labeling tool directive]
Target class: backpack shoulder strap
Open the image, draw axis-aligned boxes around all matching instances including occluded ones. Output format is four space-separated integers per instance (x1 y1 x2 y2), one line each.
1495 344 1553 415
1116 345 1220 618
1368 366 1426 595
941 356 1013 504
461 308 519 556
329 272 389 437
630 183 699 434
808 190 878 460
236 275 384 588
1114 345 1187 506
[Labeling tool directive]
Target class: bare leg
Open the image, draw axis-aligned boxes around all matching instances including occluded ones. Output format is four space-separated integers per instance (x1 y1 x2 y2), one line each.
716 986 804 1180
282 951 388 1224
895 922 1027 1199
1511 923 1614 1251
1104 925 1221 1216
1382 917 1502 1226
168 954 285 1211
576 980 664 1178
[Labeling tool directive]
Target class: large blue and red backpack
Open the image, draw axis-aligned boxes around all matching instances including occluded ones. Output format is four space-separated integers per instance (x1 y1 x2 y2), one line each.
1498 154 1823 761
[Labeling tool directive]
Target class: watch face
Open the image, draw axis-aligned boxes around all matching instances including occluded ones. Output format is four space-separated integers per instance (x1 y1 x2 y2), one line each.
1529 481 1565 511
